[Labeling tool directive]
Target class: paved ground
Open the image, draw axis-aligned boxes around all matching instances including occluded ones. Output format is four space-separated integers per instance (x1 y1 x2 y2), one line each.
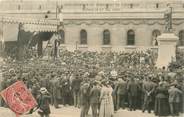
0 106 183 117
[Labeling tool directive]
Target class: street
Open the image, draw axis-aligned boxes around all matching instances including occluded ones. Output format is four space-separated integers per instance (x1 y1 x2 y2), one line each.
0 106 183 117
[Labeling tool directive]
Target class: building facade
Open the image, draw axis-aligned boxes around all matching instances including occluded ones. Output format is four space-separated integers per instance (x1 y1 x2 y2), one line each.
0 0 184 52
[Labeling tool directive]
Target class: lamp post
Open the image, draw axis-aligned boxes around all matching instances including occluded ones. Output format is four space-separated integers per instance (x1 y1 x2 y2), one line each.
54 0 64 59
76 41 78 50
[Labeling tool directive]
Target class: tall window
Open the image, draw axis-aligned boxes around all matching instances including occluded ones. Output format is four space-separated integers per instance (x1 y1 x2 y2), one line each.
127 30 135 45
106 4 109 10
179 30 184 46
80 29 87 44
156 3 159 8
82 4 86 10
103 29 110 45
130 4 133 8
18 5 21 10
59 30 65 44
152 30 161 46
39 5 42 10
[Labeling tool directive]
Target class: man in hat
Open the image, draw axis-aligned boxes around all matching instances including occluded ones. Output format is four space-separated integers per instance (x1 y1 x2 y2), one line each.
142 76 156 113
168 83 182 116
60 74 71 106
31 82 40 101
71 74 82 108
28 80 40 114
80 82 90 117
49 75 61 108
127 77 139 111
37 87 51 117
114 78 127 110
90 81 101 117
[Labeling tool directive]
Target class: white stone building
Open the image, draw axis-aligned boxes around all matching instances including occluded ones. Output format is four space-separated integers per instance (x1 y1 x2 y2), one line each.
0 0 184 52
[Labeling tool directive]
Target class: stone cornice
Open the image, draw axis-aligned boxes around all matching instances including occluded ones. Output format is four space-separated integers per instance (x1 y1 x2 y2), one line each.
63 19 184 26
0 0 183 12
1 9 184 20
1 9 184 14
1 17 184 26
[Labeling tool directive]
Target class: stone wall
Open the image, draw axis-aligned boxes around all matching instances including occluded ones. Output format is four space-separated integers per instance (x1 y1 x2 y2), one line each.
0 0 184 52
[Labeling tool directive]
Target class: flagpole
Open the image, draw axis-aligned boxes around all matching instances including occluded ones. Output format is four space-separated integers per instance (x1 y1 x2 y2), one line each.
95 0 98 13
1 16 4 53
55 0 60 59
56 0 58 20
56 0 59 34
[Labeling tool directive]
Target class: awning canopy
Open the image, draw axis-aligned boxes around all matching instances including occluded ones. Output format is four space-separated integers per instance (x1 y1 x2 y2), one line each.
1 16 58 26
0 16 58 32
23 24 57 32
0 16 59 42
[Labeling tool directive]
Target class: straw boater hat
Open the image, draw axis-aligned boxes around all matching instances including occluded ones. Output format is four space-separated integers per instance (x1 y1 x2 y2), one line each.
40 87 48 94
9 68 15 73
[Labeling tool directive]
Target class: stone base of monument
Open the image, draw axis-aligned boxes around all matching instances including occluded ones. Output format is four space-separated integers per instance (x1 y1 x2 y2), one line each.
156 33 178 68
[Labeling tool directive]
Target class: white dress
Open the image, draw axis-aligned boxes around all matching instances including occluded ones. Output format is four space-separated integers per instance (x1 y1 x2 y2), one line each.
99 86 114 117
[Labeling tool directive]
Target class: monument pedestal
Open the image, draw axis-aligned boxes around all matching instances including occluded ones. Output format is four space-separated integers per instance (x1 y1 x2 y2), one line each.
156 33 178 68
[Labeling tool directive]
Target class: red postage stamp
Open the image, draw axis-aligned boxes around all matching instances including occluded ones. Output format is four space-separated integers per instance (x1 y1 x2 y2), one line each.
0 81 37 116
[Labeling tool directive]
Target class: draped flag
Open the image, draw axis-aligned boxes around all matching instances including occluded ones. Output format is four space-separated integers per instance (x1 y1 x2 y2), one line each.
0 81 37 116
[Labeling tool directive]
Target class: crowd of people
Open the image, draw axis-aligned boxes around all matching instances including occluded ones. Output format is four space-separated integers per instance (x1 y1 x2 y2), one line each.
0 50 183 117
169 48 184 71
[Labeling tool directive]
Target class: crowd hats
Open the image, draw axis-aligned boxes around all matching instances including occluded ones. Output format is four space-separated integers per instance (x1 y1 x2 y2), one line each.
170 82 177 87
40 87 48 94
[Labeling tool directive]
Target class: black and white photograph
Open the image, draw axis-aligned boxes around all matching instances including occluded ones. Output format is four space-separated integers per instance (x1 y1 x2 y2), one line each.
0 0 184 117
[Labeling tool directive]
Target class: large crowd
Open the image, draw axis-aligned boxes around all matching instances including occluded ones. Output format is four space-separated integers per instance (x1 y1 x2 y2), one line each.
0 50 183 117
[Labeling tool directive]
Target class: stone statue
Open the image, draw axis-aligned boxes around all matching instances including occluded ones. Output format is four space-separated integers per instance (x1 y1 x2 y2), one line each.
164 4 172 33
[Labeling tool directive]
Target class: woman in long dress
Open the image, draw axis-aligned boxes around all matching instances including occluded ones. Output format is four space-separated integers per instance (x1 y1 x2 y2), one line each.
99 81 114 117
